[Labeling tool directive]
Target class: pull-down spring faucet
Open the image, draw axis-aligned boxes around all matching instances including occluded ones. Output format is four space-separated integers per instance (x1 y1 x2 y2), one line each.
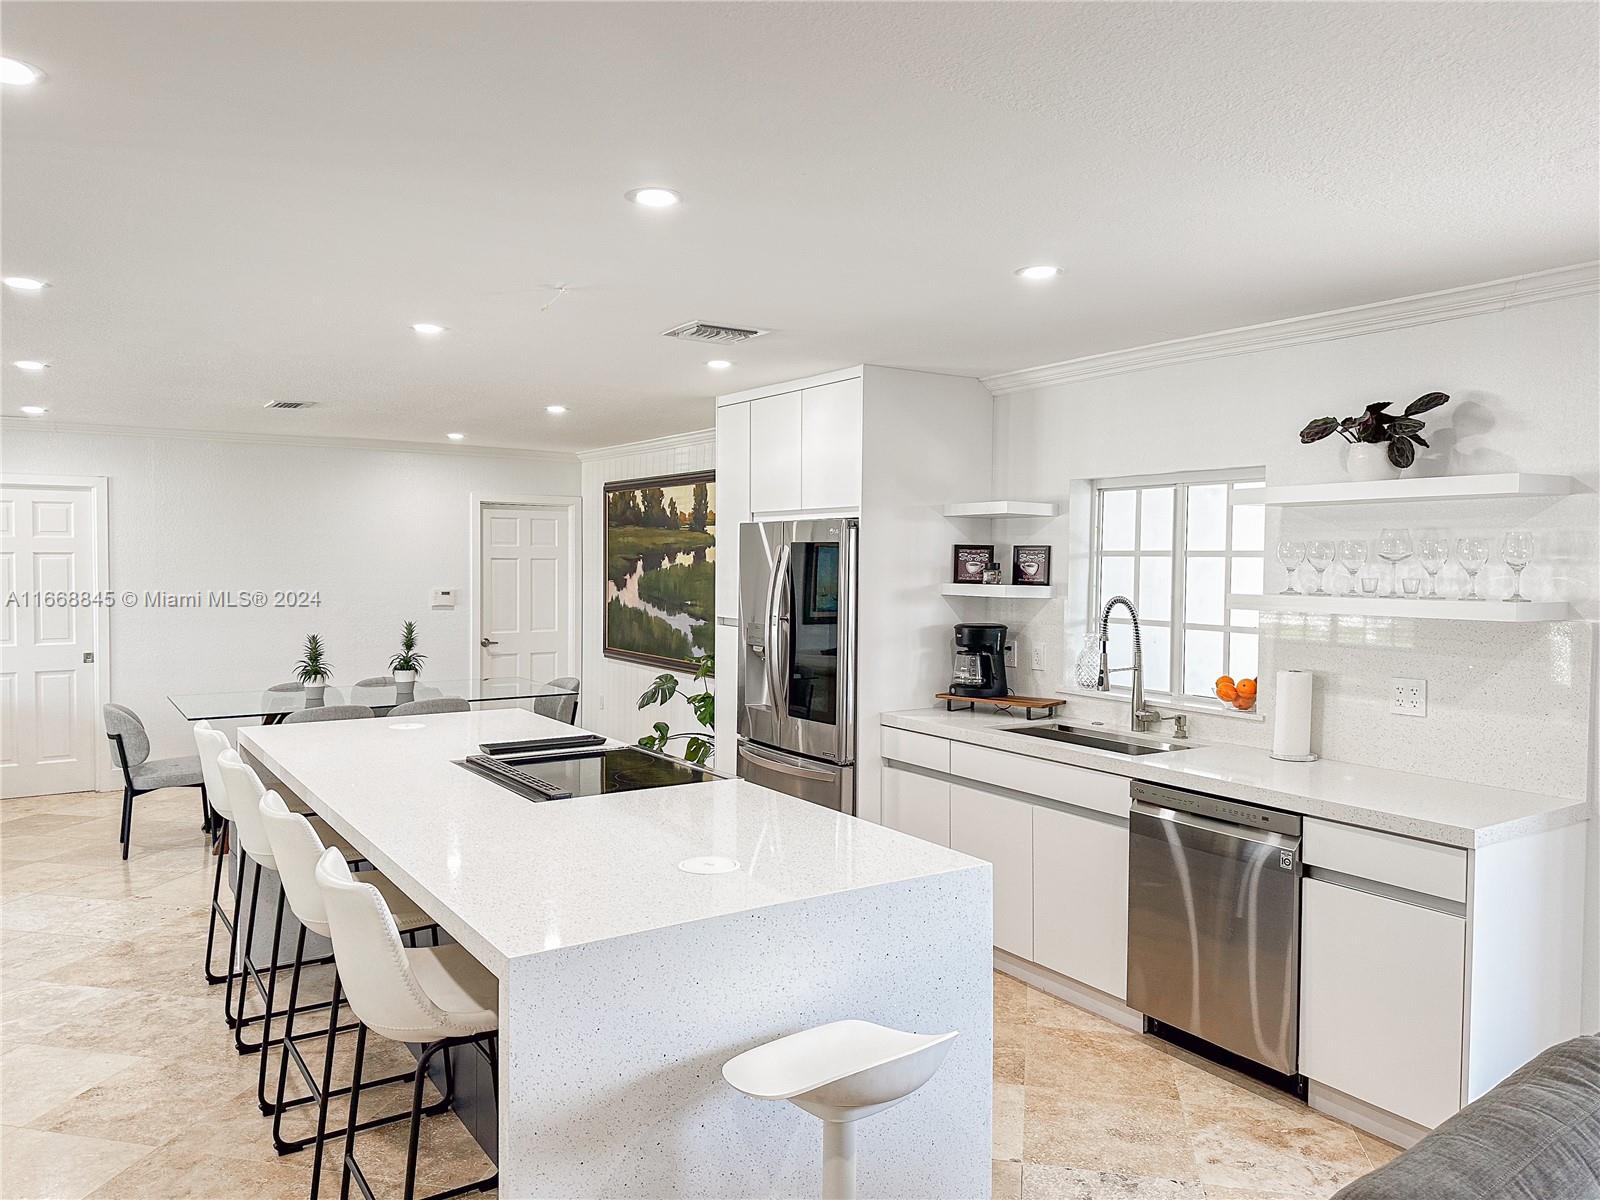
1097 596 1187 738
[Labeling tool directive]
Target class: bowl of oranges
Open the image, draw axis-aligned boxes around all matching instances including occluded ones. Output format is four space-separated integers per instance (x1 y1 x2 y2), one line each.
1215 675 1257 711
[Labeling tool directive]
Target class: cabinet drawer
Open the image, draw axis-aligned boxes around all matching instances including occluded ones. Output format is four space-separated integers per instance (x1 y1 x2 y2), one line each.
949 742 1128 818
881 727 950 773
950 783 1033 959
1304 818 1467 903
882 765 950 847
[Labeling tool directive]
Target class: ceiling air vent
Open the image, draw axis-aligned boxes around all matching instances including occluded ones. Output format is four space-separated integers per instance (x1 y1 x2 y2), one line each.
263 400 316 410
660 320 767 345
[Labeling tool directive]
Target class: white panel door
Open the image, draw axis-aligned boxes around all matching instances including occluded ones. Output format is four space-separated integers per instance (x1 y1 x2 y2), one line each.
479 505 572 682
747 391 803 513
1300 878 1466 1128
714 402 751 620
949 782 1033 959
1 486 99 797
800 378 863 511
1033 804 1130 999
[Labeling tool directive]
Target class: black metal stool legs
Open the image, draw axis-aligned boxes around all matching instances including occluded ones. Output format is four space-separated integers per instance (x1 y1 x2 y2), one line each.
203 828 239 987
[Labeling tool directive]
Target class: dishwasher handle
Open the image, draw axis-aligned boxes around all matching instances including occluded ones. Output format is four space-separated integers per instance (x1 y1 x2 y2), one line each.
1131 797 1301 853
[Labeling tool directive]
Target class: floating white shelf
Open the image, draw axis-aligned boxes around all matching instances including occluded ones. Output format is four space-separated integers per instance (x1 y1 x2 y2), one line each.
942 499 1058 519
942 583 1055 600
1230 593 1572 622
1231 473 1577 508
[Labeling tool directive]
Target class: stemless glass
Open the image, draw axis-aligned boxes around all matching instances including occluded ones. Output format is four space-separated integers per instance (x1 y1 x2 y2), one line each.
1336 539 1367 595
1376 528 1414 599
1276 539 1306 594
1416 530 1450 598
1305 539 1335 596
1456 536 1490 601
1501 531 1535 603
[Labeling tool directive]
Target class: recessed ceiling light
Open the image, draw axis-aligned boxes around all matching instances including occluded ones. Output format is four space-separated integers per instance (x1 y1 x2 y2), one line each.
706 360 732 370
3 276 47 291
1014 265 1061 281
545 405 568 415
13 360 47 371
625 187 681 208
19 405 47 416
411 322 445 335
0 58 41 87
446 432 466 441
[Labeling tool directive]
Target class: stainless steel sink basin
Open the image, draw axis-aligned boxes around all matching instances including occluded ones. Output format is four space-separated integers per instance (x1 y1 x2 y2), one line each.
1001 722 1184 756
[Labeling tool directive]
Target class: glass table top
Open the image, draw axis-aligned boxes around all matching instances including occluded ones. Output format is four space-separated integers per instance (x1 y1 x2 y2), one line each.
168 676 577 722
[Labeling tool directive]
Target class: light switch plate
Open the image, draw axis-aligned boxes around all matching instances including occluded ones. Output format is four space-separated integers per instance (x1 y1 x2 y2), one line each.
1391 677 1427 717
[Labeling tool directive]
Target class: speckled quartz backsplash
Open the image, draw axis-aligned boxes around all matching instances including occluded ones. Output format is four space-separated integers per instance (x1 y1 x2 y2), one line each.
986 289 1598 803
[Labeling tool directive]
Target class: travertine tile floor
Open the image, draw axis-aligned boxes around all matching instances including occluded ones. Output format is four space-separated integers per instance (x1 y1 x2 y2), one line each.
1 786 1398 1199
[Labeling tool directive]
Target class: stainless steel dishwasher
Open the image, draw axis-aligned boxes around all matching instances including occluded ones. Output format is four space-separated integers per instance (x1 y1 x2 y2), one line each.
1126 780 1303 1082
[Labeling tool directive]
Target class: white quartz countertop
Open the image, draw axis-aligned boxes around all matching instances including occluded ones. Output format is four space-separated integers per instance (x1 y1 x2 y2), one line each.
240 709 983 972
881 708 1588 848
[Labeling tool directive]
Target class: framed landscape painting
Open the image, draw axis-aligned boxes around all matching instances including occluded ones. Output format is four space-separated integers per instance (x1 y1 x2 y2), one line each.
603 470 716 671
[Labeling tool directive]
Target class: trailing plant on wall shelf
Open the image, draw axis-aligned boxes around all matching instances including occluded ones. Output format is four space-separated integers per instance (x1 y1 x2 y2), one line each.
637 653 714 765
1299 391 1450 473
388 620 427 681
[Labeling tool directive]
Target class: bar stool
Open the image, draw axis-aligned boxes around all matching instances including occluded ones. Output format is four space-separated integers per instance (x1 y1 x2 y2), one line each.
722 1020 958 1200
315 847 500 1200
195 723 240 991
218 749 365 1055
259 793 442 1182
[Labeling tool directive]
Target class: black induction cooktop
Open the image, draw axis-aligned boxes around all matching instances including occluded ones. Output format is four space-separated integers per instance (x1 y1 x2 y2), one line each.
458 745 717 802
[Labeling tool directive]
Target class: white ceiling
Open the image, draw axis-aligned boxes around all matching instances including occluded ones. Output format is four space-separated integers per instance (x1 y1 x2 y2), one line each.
2 2 1595 453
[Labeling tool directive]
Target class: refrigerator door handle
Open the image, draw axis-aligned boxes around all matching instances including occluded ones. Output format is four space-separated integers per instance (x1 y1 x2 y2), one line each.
765 542 791 720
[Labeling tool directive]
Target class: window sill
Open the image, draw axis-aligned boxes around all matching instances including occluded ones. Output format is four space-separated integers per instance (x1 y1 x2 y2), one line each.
1055 686 1266 724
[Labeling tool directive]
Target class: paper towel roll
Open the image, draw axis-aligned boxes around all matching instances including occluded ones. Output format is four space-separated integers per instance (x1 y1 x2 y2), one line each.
1271 670 1316 762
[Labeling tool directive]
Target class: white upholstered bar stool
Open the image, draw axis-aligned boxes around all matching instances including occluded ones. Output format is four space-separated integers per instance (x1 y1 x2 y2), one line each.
722 1020 958 1200
315 847 500 1200
195 723 240 991
259 794 439 1185
218 749 364 1055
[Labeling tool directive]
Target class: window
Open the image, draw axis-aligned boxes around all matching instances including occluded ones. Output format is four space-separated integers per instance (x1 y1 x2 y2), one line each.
1092 473 1264 703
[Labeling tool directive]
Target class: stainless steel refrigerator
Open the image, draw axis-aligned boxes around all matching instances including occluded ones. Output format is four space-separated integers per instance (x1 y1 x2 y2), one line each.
736 518 857 813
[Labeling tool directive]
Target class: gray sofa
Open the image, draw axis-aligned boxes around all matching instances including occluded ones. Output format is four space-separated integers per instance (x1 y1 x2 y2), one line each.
1333 1035 1600 1199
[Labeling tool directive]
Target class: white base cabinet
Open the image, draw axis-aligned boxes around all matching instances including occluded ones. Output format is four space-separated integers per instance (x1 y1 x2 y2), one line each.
949 782 1033 959
1299 879 1466 1129
881 765 950 847
1033 804 1130 1001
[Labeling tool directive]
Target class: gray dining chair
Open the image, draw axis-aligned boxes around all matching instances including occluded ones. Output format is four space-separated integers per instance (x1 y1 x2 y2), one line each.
532 677 581 725
387 696 470 717
103 702 209 859
268 682 304 692
353 676 394 688
281 705 376 724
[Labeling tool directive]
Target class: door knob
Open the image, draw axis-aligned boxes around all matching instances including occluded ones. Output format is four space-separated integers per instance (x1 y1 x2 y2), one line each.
480 637 499 647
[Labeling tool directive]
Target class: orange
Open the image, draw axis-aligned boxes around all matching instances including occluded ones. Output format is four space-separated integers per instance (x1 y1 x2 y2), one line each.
1215 675 1235 691
1237 678 1257 697
1216 681 1238 702
1232 694 1254 711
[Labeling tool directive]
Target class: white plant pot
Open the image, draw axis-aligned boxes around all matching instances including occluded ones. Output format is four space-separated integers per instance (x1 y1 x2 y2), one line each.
303 682 326 702
1345 442 1401 482
394 670 418 685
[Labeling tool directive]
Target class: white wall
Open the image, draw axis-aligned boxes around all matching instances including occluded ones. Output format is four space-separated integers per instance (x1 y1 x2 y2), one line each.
577 430 716 748
1 426 580 761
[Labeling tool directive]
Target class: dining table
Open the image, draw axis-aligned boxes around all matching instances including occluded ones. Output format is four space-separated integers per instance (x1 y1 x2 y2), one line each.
167 675 577 723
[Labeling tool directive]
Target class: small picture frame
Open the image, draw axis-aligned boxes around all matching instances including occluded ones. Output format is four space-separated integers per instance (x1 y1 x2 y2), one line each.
1012 545 1052 586
953 544 995 583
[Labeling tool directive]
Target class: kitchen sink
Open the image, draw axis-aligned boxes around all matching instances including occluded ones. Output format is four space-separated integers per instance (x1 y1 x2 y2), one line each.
1001 722 1184 756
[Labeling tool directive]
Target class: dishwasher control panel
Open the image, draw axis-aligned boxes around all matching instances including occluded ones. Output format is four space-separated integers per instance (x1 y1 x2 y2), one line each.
1129 781 1302 837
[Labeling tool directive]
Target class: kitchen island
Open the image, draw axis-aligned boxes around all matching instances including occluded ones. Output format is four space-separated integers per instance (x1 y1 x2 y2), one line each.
239 709 991 1199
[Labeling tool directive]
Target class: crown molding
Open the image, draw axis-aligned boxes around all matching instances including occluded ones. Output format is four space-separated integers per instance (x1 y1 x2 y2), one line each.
0 418 580 463
577 427 716 463
982 261 1600 396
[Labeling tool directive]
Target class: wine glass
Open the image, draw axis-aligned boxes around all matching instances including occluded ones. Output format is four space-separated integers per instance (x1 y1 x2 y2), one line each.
1376 528 1414 599
1416 530 1450 598
1336 539 1367 595
1456 536 1489 601
1501 531 1535 603
1305 539 1335 596
1276 539 1306 594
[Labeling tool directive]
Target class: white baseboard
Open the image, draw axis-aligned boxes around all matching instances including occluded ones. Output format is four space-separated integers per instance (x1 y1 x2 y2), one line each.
993 949 1143 1032
1308 1081 1430 1150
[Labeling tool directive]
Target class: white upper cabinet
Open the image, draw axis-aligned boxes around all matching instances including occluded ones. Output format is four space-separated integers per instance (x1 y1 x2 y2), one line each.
800 378 863 511
748 390 804 513
714 402 752 620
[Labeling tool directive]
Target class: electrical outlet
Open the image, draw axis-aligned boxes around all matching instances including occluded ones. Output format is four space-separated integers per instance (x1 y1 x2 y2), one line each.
1391 677 1427 717
1003 641 1019 669
1031 645 1046 672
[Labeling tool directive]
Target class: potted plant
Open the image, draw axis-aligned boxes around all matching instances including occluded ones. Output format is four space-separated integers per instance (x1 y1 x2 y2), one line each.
295 633 333 701
636 653 714 765
1299 392 1450 481
388 619 426 685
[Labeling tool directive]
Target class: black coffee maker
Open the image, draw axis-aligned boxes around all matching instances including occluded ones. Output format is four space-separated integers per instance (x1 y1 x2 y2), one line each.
950 623 1009 698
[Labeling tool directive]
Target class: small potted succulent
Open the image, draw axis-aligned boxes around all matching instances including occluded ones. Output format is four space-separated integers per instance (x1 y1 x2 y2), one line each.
295 633 333 701
1299 392 1450 482
388 619 426 685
